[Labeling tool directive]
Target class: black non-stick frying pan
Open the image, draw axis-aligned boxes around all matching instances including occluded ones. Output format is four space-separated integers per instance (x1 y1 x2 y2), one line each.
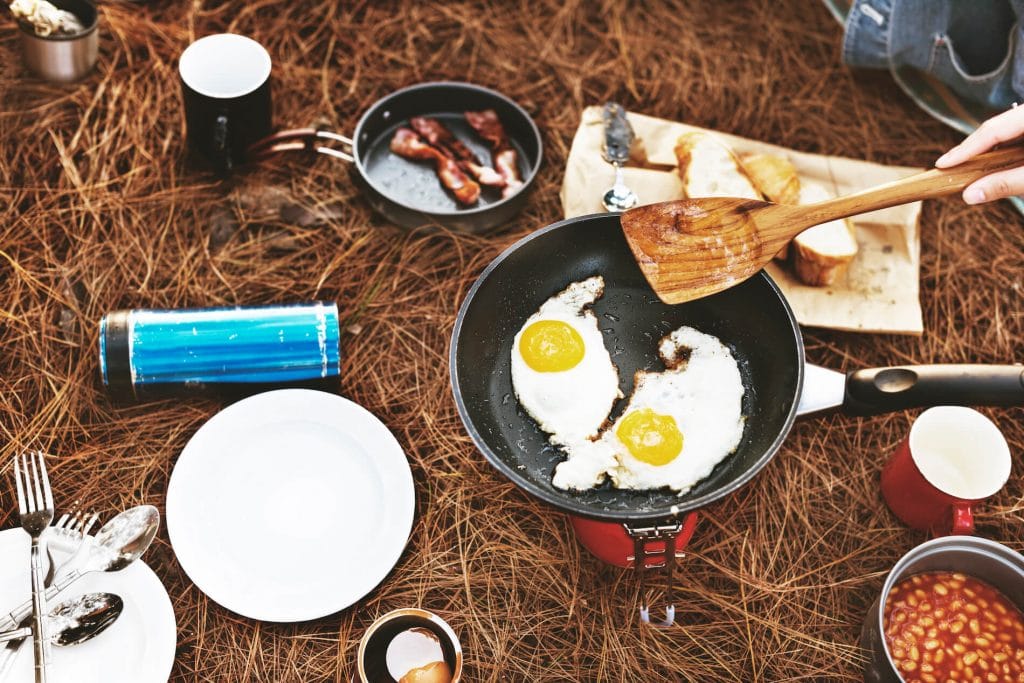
450 213 1024 525
250 82 542 233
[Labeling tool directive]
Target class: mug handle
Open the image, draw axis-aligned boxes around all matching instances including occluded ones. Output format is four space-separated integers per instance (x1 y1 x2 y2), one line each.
212 113 232 172
949 503 974 535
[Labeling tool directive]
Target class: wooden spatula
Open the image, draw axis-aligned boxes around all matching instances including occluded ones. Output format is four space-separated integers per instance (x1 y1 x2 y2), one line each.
620 145 1024 304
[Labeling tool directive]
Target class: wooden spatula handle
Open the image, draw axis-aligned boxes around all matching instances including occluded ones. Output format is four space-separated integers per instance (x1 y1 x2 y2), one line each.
795 145 1024 228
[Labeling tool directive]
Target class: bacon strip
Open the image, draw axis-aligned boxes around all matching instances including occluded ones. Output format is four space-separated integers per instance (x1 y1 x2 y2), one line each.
465 109 523 198
409 116 505 188
389 127 480 205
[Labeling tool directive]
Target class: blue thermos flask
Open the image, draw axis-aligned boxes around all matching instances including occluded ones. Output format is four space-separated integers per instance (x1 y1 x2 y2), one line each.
99 302 341 401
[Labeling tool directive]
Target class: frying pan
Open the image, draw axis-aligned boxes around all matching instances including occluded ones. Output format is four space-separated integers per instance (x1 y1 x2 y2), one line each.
450 213 1024 620
250 82 542 233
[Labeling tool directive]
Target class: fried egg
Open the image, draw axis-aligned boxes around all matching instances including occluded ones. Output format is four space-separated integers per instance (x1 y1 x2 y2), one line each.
552 326 746 494
511 276 621 447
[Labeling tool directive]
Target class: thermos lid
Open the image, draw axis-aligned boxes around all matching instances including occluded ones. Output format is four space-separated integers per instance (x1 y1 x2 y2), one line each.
99 310 135 402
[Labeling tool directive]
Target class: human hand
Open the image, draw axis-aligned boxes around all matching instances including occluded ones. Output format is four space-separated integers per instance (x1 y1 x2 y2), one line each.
935 105 1024 204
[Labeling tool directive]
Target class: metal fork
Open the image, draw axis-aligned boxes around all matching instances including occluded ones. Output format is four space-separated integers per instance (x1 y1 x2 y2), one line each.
0 507 99 680
46 506 100 584
13 451 53 683
46 506 82 586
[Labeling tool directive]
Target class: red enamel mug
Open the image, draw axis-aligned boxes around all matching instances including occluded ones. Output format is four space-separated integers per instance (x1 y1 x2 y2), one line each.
880 406 1010 535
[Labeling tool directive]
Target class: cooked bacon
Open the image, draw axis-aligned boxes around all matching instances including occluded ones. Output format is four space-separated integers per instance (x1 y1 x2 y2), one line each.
465 109 523 198
389 127 480 205
409 116 505 188
464 110 506 148
410 116 476 163
493 149 523 198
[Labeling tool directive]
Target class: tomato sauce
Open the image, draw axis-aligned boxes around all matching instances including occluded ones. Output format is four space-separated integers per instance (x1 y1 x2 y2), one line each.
884 572 1024 682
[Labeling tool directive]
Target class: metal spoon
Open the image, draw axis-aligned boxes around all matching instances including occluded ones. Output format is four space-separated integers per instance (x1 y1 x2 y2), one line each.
0 593 123 679
0 506 159 632
602 163 639 212
0 592 123 646
600 102 638 212
47 592 123 647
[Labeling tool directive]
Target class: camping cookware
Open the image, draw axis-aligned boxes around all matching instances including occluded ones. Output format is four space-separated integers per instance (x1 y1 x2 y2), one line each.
17 0 98 83
620 144 1024 303
860 536 1024 682
449 213 1024 626
248 81 542 233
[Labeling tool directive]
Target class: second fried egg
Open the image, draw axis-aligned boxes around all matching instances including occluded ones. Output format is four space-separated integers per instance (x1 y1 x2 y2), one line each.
552 326 745 494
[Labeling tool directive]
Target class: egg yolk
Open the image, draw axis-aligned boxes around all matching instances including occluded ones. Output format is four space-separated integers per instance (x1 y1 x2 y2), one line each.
616 408 684 466
519 320 585 372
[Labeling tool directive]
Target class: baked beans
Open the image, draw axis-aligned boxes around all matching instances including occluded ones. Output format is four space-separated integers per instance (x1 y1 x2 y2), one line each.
884 572 1024 683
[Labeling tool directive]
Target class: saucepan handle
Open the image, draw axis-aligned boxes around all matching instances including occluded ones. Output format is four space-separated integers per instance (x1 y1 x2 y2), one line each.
248 129 354 163
842 364 1024 416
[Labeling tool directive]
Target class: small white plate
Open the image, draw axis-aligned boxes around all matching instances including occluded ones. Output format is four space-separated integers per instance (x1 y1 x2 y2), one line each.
0 528 176 683
166 389 415 622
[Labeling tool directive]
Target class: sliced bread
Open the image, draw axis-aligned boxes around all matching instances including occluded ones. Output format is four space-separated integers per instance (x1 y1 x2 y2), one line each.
791 181 858 286
740 153 801 259
740 153 800 205
674 132 762 200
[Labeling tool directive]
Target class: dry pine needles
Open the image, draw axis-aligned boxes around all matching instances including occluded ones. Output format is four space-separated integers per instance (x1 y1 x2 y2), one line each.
0 1 1023 681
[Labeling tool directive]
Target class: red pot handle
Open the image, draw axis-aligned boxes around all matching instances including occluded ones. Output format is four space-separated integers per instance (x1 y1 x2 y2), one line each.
949 503 975 535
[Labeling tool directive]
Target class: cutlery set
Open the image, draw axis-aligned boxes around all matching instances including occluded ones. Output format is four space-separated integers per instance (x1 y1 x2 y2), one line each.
3 452 159 681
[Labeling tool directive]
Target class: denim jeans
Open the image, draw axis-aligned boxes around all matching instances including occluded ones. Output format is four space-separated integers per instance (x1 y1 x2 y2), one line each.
843 0 1024 108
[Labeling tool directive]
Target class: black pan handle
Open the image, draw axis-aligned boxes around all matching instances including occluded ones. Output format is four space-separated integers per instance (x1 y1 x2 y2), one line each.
843 364 1024 416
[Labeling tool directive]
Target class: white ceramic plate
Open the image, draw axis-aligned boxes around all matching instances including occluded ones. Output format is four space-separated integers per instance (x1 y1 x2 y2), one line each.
166 389 415 622
0 528 176 683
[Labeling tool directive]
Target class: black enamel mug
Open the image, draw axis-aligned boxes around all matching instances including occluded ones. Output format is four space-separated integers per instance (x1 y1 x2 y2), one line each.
178 33 272 174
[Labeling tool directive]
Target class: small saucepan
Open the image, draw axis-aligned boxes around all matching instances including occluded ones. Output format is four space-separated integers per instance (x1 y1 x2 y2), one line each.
449 213 1024 626
250 81 542 233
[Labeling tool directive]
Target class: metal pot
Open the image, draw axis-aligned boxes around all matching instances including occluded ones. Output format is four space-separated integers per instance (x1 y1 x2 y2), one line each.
860 536 1024 682
18 0 98 83
250 82 542 233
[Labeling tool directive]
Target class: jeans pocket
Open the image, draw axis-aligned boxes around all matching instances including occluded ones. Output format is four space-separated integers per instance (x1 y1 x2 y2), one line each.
928 29 1017 107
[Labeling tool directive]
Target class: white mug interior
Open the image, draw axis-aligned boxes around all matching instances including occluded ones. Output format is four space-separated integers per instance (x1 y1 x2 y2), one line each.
178 33 271 99
909 405 1011 500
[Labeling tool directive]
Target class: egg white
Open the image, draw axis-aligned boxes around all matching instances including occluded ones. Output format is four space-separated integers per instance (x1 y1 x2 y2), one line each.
552 325 746 494
511 276 622 453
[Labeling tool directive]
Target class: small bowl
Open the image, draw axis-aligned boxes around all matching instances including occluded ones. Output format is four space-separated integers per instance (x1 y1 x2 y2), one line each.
357 608 462 683
18 0 99 83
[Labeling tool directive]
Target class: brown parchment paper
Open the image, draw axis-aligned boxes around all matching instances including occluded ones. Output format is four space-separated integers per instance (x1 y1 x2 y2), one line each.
561 106 925 334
